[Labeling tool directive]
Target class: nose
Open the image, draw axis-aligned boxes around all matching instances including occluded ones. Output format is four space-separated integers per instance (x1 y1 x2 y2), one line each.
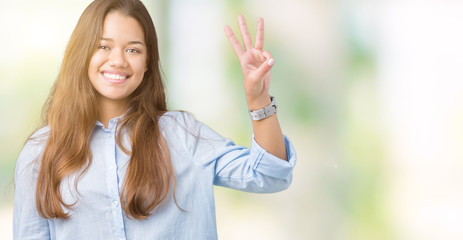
108 48 127 68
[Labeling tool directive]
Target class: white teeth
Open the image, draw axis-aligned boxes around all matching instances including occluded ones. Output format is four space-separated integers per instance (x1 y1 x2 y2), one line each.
103 73 127 80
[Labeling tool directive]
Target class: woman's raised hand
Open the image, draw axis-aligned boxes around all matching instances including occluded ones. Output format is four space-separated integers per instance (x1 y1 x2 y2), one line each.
224 15 274 110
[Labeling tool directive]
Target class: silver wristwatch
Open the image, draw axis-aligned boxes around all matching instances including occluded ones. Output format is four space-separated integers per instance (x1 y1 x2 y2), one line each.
249 96 277 121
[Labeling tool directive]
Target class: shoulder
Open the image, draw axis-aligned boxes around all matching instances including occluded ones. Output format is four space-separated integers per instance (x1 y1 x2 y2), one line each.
160 111 195 123
26 126 50 149
16 126 50 174
159 111 225 143
159 111 199 132
30 126 50 140
158 111 214 146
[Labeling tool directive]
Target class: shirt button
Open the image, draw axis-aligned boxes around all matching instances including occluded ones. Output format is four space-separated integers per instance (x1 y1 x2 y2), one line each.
112 201 119 207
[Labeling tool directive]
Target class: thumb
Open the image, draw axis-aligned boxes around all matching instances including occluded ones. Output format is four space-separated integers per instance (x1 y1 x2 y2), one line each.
255 57 275 78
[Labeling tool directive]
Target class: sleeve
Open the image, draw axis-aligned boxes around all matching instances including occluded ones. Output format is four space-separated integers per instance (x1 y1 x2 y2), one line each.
14 135 51 239
179 112 297 193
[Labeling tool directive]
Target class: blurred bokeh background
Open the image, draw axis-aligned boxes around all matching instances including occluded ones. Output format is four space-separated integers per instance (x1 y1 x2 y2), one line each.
1 0 463 239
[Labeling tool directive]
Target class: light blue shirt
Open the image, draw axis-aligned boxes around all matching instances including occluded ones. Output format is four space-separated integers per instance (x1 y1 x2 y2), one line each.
14 111 296 240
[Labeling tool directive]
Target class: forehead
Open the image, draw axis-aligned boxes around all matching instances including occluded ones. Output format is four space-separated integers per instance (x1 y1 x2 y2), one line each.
102 11 145 42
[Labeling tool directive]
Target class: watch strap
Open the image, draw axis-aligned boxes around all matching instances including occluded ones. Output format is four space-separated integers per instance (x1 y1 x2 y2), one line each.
249 96 277 121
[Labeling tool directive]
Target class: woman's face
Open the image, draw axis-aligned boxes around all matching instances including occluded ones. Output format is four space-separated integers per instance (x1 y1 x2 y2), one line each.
88 11 147 105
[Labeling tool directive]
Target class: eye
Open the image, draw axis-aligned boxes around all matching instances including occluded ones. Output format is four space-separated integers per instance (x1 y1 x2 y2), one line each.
126 48 141 54
98 45 110 50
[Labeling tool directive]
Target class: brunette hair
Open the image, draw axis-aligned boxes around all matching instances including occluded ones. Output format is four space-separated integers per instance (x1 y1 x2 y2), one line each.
35 0 173 220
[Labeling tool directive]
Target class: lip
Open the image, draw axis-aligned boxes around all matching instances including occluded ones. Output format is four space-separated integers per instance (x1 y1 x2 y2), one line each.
100 70 131 84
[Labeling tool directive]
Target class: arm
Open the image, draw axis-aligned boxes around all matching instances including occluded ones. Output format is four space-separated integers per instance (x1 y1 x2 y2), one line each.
224 15 287 161
174 112 295 193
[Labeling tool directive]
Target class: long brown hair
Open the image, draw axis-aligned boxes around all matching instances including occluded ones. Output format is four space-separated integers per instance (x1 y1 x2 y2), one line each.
35 0 173 220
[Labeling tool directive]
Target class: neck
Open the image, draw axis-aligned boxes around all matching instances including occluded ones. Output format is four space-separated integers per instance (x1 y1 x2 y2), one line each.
97 96 128 128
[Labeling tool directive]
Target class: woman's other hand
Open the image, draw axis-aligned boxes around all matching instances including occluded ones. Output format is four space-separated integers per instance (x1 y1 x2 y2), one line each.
224 15 274 110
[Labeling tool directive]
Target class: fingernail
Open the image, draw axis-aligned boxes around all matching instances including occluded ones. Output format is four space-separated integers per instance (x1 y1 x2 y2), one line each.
267 58 275 66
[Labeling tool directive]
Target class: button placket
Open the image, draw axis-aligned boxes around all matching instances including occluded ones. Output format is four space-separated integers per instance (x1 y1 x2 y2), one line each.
105 123 127 240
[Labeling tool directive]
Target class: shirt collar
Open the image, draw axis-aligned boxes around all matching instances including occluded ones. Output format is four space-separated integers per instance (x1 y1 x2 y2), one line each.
95 115 123 132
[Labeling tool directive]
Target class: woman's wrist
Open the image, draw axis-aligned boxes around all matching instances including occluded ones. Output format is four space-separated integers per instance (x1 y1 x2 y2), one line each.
247 94 271 110
248 96 277 121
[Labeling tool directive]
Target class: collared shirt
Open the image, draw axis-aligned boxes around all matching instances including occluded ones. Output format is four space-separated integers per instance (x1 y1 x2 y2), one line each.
14 111 296 240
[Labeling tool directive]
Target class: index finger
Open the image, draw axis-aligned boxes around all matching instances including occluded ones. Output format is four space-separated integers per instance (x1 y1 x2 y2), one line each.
224 25 244 56
255 17 264 51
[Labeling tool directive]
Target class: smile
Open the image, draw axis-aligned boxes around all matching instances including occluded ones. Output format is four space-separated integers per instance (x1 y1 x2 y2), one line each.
103 72 128 80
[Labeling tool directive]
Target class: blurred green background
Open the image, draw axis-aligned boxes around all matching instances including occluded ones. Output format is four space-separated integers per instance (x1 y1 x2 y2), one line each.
1 0 463 239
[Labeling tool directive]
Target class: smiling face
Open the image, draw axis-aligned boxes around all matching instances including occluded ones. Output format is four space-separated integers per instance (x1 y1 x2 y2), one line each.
88 10 147 107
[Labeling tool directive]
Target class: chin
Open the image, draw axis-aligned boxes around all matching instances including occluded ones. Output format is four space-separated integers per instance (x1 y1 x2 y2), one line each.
98 91 131 102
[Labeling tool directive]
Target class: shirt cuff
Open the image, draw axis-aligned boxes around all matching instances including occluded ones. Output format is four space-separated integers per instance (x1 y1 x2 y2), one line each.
250 135 297 180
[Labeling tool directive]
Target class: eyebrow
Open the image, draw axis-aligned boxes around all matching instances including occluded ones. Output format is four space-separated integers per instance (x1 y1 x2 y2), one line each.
101 38 145 46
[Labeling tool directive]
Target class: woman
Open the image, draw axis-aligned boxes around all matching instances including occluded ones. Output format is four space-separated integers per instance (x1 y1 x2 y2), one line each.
14 0 296 239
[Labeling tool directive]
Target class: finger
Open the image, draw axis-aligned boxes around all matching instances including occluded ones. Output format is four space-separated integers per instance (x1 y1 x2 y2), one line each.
224 25 244 56
263 50 273 60
238 14 253 51
255 17 264 51
255 57 275 79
